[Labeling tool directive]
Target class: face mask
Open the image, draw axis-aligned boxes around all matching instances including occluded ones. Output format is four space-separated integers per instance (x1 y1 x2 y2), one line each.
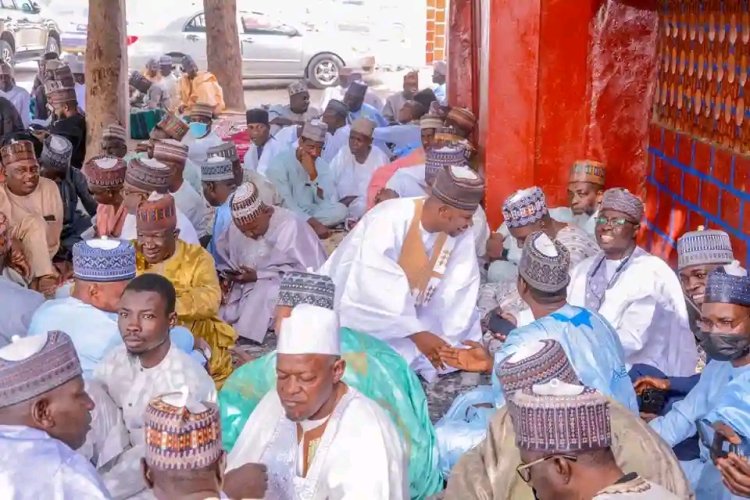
188 122 208 138
700 332 750 361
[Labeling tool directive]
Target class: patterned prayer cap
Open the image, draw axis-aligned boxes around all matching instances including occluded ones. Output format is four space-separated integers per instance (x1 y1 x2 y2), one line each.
156 113 190 141
347 81 368 98
201 156 234 182
420 114 443 130
325 99 349 117
519 231 571 293
600 188 644 223
497 339 580 394
40 134 73 171
433 60 447 75
73 238 136 282
425 145 468 185
190 102 214 120
350 118 375 137
569 160 606 186
231 182 265 224
145 390 222 471
49 64 75 87
0 140 37 168
677 226 734 271
246 108 269 126
278 271 335 310
705 268 750 307
45 83 77 106
0 331 82 409
129 71 152 93
102 124 127 143
207 141 239 162
431 165 485 212
136 192 177 231
126 158 171 193
502 187 549 228
83 155 127 188
152 139 189 166
288 80 309 96
301 119 328 143
446 107 476 133
508 381 612 453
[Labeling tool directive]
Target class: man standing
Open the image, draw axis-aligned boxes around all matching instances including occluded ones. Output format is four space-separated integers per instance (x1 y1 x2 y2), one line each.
227 303 408 499
46 81 86 169
0 140 63 295
267 120 348 237
383 70 419 124
0 332 110 498
567 188 698 376
269 81 321 134
320 99 351 163
243 108 286 175
0 62 30 127
178 55 225 115
330 118 390 221
432 61 447 105
344 81 387 127
321 165 484 381
217 182 327 342
134 193 236 385
94 273 216 498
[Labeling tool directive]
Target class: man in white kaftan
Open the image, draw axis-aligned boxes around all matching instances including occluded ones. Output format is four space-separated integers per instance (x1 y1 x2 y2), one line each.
269 81 321 135
227 304 408 500
243 109 289 176
567 188 698 376
320 165 486 381
218 182 327 342
0 62 31 127
320 99 352 164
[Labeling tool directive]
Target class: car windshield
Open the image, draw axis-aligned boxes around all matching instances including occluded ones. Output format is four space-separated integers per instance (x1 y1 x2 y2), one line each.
239 11 298 35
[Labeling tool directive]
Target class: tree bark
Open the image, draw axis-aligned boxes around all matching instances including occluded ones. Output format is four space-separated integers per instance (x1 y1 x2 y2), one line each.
84 0 128 160
204 0 244 111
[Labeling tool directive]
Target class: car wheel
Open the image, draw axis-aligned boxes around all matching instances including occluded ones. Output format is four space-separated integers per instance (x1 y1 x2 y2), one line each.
0 40 13 66
307 54 342 89
45 36 60 55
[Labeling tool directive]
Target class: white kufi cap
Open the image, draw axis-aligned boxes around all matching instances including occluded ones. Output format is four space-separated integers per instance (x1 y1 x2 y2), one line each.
277 304 341 356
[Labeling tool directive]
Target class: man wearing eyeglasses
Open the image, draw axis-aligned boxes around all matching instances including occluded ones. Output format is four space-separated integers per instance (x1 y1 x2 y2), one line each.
567 188 698 377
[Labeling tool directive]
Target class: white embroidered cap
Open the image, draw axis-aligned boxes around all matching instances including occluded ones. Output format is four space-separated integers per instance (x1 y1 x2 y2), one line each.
277 304 341 356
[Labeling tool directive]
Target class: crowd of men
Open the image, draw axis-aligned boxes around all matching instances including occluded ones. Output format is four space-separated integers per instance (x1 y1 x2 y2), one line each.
0 51 749 500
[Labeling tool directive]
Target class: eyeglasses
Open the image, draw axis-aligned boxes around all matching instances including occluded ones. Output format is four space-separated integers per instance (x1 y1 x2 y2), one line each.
516 454 578 483
595 216 635 227
696 315 750 333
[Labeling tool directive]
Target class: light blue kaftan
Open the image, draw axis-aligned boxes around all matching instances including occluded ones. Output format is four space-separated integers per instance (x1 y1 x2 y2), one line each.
435 304 637 474
209 199 231 267
0 425 111 499
266 150 347 226
348 103 388 127
650 360 750 499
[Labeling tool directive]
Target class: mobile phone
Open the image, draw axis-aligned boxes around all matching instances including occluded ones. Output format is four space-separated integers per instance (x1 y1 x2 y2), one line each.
711 433 740 460
638 388 666 415
488 314 515 336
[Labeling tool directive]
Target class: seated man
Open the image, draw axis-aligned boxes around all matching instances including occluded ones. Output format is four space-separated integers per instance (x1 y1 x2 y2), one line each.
93 274 216 499
217 182 327 342
219 271 443 498
321 165 484 382
82 155 128 239
568 188 698 376
201 156 238 266
100 123 128 158
129 71 167 110
506 381 680 500
182 102 224 168
267 120 347 237
0 140 63 295
565 159 606 237
445 340 691 499
373 101 426 157
0 61 31 127
46 81 86 169
320 99 351 163
38 134 96 260
268 81 321 134
434 232 637 473
119 157 200 244
0 332 110 498
227 303 408 499
344 81 387 127
649 268 750 498
208 140 278 205
178 55 225 115
243 108 288 175
134 193 236 385
329 118 390 221
382 70 419 124
432 61 447 104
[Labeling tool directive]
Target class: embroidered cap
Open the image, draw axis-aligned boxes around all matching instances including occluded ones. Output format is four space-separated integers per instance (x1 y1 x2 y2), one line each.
126 158 171 193
600 188 644 223
425 145 468 185
431 165 484 212
446 107 476 133
288 81 309 96
420 114 443 130
677 226 734 271
301 119 328 143
350 118 375 138
152 139 189 166
277 304 341 356
705 268 750 307
502 187 549 229
129 71 152 93
83 155 127 188
207 142 239 162
39 134 73 171
136 192 177 231
497 339 580 395
73 238 136 282
278 271 336 310
569 160 606 186
519 231 571 293
190 102 214 120
102 124 128 143
0 331 82 409
325 99 349 117
156 113 190 141
0 140 37 168
231 182 265 224
201 156 234 182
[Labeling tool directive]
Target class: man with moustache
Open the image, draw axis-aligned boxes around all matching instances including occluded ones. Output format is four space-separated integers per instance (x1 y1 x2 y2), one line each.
268 81 321 135
94 273 216 499
46 80 87 169
226 303 408 499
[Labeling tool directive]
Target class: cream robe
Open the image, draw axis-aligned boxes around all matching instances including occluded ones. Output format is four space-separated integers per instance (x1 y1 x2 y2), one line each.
93 343 216 499
329 145 390 220
172 181 210 238
217 207 328 342
319 197 482 381
568 250 699 376
227 388 408 500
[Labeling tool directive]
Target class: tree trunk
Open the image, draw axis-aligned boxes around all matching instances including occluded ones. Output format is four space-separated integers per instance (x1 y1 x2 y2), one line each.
85 0 128 160
204 0 244 112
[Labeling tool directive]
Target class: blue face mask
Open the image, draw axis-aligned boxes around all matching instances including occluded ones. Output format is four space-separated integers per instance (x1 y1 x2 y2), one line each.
188 121 208 138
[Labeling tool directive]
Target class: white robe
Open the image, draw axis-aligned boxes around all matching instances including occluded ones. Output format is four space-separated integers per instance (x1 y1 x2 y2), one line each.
568 250 699 377
0 86 31 127
243 135 289 176
0 276 44 346
183 130 224 166
172 181 210 238
323 125 350 164
93 343 217 499
319 197 482 381
227 388 407 500
329 145 390 220
120 208 200 245
75 83 86 112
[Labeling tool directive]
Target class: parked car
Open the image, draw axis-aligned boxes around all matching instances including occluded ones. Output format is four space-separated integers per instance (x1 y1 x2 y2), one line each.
45 0 87 55
127 10 375 88
0 0 60 65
